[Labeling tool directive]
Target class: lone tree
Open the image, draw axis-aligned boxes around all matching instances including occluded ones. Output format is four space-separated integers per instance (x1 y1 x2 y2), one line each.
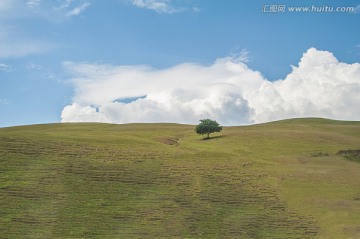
195 119 222 139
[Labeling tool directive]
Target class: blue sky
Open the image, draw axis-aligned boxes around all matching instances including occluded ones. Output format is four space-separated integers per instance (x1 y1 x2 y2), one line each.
1 0 360 127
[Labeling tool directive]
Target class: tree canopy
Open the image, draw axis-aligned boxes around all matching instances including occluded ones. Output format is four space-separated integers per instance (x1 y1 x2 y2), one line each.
195 119 222 139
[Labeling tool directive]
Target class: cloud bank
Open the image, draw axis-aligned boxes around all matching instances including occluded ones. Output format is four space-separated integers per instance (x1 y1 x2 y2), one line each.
61 48 360 125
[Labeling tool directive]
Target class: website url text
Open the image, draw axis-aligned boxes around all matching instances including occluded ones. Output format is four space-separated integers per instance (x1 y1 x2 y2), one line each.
262 5 356 13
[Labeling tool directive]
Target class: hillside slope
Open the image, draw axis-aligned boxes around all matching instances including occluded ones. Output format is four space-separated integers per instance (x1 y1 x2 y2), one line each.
1 119 360 238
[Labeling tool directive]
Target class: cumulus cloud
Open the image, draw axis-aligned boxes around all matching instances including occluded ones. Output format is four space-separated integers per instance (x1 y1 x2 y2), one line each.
61 48 360 125
250 48 360 123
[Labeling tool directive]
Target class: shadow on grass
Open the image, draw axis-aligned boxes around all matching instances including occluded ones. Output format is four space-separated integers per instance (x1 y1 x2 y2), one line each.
201 135 226 141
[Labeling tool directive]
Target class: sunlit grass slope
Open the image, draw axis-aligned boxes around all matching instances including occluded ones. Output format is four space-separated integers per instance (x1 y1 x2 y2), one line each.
1 118 360 238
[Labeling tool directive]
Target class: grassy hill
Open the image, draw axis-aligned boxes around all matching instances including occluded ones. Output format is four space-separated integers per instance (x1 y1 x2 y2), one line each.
0 118 360 238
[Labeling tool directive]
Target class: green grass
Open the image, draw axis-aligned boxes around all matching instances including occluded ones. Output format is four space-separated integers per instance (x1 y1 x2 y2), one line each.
0 119 360 238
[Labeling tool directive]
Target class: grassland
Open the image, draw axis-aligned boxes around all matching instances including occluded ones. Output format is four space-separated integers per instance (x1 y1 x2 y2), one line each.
0 118 359 238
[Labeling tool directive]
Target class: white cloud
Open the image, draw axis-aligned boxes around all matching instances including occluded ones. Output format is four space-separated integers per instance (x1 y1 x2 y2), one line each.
66 2 90 17
61 48 360 125
0 63 10 72
229 49 250 63
249 48 360 123
54 0 74 10
0 0 90 20
130 0 180 14
27 0 41 8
